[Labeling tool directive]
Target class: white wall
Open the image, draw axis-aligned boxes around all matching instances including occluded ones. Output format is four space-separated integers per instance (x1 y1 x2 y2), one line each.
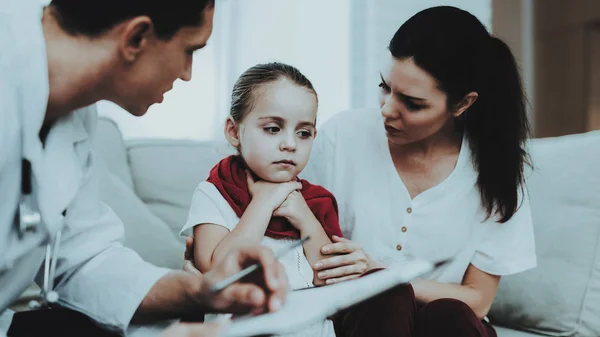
226 0 351 125
491 0 535 133
98 42 221 141
533 0 600 136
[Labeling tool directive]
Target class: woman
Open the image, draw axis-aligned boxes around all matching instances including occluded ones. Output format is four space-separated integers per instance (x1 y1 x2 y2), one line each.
302 6 536 337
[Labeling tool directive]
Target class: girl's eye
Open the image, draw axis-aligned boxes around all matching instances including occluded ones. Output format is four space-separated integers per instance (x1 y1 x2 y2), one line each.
297 130 313 138
264 126 280 134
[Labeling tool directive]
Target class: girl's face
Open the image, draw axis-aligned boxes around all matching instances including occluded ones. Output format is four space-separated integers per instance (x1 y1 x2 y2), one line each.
378 53 455 147
226 78 318 183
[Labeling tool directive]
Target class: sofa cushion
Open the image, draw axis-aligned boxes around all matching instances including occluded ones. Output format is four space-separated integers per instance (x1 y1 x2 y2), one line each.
95 153 185 269
489 131 600 337
126 140 235 236
95 117 134 189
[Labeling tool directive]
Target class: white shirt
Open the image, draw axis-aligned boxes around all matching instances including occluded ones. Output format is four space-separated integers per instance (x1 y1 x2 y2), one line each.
302 109 537 284
0 1 169 334
181 182 336 337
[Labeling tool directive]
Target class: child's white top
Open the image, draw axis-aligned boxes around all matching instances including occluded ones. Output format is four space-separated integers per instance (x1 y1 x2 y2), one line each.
181 182 335 337
301 109 537 283
181 182 315 289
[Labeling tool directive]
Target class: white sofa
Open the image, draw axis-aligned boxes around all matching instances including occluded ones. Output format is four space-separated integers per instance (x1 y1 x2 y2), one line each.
94 117 600 337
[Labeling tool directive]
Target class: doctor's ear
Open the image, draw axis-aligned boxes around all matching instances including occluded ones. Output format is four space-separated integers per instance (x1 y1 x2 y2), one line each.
119 16 154 62
224 117 241 148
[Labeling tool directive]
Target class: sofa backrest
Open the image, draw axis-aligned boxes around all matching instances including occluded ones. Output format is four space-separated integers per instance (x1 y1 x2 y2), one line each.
95 118 135 189
94 117 186 269
125 139 235 235
490 131 600 337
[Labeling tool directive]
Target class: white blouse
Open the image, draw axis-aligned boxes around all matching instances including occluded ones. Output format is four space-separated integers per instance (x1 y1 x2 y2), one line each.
180 182 335 337
301 109 537 284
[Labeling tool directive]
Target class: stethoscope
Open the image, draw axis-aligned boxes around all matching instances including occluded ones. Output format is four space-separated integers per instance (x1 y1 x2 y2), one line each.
18 159 62 310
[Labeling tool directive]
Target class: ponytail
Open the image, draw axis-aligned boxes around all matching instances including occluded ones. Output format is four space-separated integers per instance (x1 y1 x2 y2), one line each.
464 37 531 223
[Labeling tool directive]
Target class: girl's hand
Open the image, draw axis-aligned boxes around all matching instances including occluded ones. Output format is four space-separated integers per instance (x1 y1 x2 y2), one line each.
246 171 302 212
313 236 378 284
273 191 314 231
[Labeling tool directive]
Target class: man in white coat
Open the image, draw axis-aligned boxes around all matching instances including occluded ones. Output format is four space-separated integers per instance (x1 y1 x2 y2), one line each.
0 0 290 336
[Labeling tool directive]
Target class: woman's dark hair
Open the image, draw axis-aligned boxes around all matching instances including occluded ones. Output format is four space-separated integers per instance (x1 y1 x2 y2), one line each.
49 0 214 39
389 6 531 223
230 62 318 122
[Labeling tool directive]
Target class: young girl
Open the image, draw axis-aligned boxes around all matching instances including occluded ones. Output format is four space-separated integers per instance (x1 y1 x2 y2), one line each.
180 62 341 336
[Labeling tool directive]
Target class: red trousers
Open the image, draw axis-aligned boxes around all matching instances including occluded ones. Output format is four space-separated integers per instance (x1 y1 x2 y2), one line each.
332 272 496 337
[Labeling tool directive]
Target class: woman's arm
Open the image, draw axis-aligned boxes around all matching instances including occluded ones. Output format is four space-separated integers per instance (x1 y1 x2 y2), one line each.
411 264 500 319
316 238 500 318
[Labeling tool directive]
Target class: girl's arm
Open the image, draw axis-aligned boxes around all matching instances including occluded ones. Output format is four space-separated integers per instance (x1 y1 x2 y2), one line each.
193 201 272 273
298 216 333 286
273 191 333 286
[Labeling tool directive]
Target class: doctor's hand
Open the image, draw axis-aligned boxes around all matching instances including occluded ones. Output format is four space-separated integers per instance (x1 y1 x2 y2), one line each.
313 236 381 284
162 321 227 337
192 240 289 315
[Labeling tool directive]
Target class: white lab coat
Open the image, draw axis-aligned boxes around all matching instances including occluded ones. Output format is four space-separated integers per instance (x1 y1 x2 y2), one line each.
0 1 170 335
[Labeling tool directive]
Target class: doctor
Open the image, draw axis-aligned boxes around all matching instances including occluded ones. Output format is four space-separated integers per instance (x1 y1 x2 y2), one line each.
0 0 289 336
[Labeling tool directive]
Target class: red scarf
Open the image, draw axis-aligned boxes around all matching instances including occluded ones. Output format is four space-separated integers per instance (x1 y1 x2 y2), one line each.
207 155 343 239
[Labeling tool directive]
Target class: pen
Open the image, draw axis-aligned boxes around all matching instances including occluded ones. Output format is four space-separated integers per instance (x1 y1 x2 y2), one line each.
209 236 311 293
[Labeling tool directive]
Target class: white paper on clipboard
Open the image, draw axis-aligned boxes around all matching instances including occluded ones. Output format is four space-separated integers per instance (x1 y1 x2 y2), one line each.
223 257 436 337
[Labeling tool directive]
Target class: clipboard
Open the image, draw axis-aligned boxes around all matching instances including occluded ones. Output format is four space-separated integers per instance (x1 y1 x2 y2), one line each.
222 256 440 337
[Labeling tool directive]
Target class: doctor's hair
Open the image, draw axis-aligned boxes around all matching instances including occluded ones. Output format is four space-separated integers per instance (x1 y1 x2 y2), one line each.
388 6 531 223
48 0 214 39
229 62 318 123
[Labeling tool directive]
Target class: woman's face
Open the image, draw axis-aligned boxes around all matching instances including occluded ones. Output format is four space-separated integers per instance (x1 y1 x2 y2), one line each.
378 53 453 146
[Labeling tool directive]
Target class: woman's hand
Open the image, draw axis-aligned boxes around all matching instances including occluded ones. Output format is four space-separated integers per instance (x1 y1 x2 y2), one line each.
313 236 378 284
246 171 302 212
